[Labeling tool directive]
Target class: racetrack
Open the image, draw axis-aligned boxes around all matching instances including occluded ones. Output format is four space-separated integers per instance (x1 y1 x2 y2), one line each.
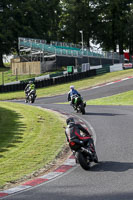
2 78 133 200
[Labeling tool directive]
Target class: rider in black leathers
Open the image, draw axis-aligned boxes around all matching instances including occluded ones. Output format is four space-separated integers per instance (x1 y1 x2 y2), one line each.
65 117 98 163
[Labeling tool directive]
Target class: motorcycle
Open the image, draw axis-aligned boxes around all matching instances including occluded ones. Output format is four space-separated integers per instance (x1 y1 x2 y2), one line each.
72 95 86 115
69 138 98 170
25 90 36 103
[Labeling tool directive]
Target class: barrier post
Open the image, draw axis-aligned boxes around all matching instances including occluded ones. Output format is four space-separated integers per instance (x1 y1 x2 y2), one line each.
16 68 18 81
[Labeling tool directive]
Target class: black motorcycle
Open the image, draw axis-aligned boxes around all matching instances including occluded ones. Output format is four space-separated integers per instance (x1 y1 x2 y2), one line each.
25 91 36 103
72 95 86 115
69 138 98 170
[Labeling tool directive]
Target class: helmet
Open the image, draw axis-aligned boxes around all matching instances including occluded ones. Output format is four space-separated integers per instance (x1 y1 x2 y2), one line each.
29 80 33 84
66 117 75 125
70 85 74 89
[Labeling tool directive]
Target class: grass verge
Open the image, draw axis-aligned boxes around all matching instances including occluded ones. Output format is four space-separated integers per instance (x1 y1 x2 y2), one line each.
1 69 133 101
0 102 66 189
86 90 133 105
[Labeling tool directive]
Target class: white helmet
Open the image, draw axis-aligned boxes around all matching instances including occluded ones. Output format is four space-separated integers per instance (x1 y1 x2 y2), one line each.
70 85 74 89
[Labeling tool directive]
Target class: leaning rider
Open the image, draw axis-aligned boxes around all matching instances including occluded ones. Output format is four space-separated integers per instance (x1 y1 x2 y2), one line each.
65 117 98 163
68 85 81 109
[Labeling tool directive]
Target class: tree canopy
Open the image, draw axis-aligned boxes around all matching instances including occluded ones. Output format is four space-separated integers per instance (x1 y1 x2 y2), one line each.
0 0 133 67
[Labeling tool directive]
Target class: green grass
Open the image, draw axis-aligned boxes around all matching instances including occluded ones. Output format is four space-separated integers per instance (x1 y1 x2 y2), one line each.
1 69 133 101
1 69 133 189
0 68 36 84
86 90 133 105
0 102 66 189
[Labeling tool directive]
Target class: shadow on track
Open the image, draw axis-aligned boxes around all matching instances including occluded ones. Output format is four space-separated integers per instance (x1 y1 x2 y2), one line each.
84 112 126 116
91 161 133 172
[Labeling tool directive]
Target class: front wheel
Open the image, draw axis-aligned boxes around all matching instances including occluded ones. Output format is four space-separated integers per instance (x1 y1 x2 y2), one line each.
31 98 35 103
77 151 90 170
30 94 35 103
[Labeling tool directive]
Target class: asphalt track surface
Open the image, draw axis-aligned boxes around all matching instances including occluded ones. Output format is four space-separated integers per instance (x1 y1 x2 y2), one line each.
2 78 133 200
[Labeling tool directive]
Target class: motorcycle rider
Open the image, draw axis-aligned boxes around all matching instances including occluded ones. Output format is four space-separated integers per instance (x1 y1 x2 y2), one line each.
68 85 81 109
65 117 98 163
24 80 36 103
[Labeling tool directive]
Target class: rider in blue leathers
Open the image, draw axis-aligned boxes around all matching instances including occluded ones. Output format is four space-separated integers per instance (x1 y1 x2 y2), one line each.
68 85 81 108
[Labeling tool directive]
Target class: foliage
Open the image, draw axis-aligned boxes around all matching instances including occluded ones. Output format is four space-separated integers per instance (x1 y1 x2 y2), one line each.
89 0 133 53
59 0 133 54
0 0 61 67
0 0 133 68
59 0 95 47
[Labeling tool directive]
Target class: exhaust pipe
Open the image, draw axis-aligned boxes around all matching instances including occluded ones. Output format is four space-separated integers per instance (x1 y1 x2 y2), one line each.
81 147 93 156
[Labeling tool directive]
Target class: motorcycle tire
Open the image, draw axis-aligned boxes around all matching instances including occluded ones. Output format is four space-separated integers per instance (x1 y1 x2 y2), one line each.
30 95 35 103
77 151 90 170
80 103 85 115
31 98 35 103
93 153 99 163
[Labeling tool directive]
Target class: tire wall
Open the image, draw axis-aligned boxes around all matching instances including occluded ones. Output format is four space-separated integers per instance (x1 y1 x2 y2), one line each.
0 55 120 93
0 70 96 93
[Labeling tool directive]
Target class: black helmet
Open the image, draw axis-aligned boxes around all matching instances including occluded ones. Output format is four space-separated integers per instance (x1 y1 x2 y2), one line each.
66 117 75 125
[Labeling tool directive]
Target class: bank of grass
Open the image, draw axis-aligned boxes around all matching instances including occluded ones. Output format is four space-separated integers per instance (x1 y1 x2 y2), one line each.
86 90 133 105
1 69 133 101
0 102 66 189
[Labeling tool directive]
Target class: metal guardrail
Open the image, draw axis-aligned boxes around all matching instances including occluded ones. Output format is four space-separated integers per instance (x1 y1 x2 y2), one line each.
19 37 122 60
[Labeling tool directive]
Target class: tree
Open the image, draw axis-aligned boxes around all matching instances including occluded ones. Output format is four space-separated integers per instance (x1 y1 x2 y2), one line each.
0 0 133 67
0 0 61 68
59 0 95 47
124 3 133 57
93 0 133 54
0 0 36 67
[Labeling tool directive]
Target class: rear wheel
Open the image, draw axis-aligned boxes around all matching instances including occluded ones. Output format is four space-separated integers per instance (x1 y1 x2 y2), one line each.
80 103 85 114
93 153 99 163
77 151 90 170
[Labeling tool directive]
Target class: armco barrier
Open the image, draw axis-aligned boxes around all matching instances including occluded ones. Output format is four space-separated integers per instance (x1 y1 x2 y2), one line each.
102 64 110 73
49 72 64 78
96 64 110 75
0 70 96 93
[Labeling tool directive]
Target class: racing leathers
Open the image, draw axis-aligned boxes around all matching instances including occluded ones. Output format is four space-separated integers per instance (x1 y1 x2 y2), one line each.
24 83 36 102
68 88 81 108
65 122 95 151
